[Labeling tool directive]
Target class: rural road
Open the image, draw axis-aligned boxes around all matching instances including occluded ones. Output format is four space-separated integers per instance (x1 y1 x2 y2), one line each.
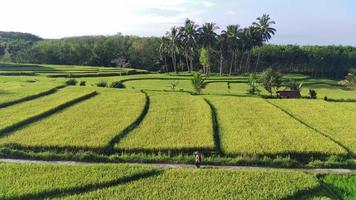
1 158 356 174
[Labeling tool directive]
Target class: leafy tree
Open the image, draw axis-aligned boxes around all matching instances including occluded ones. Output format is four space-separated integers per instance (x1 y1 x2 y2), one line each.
198 22 219 73
199 48 210 73
191 72 207 94
217 32 228 75
259 68 282 96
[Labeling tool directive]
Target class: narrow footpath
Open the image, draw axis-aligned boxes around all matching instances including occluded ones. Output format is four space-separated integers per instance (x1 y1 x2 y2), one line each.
1 158 355 174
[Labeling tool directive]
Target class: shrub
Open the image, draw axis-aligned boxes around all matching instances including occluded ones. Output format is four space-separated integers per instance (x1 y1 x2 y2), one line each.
110 81 125 88
79 81 86 86
96 80 107 88
191 72 207 94
259 68 282 96
286 79 303 91
65 79 77 86
308 89 317 99
247 73 260 95
169 81 179 91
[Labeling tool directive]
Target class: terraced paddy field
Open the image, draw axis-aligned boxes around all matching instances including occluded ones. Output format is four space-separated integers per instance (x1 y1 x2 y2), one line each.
3 162 354 200
116 92 214 152
0 76 64 105
205 96 346 157
0 87 95 134
0 89 146 149
268 99 356 155
1 63 356 199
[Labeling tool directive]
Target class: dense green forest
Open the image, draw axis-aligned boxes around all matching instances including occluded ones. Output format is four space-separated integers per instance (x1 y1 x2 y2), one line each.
0 30 355 78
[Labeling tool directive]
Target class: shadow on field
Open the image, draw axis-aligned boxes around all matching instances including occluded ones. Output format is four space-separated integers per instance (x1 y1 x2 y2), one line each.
104 90 150 152
10 170 162 200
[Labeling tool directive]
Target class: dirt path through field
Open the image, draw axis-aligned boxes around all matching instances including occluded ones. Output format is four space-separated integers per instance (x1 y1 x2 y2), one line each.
1 158 355 174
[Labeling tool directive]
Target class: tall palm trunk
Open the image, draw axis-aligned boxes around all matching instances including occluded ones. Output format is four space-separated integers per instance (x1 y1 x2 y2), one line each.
171 52 177 73
254 52 261 72
219 52 223 76
229 51 234 76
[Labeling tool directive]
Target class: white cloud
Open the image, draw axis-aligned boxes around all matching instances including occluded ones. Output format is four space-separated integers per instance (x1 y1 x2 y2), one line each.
226 11 236 15
201 1 215 8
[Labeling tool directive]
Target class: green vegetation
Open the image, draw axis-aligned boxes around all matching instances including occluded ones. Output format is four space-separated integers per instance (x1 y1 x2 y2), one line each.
0 162 155 200
0 87 95 134
269 99 356 155
116 92 214 151
1 162 342 200
0 90 146 148
322 174 356 200
205 96 346 156
64 168 318 200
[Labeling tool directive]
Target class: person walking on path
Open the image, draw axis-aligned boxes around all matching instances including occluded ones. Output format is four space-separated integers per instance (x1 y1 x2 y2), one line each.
194 151 202 168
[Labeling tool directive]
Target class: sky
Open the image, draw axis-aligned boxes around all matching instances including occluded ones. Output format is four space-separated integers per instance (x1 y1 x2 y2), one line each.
1 0 356 45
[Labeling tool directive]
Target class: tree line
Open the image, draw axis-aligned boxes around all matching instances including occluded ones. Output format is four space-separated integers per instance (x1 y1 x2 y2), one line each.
1 25 356 78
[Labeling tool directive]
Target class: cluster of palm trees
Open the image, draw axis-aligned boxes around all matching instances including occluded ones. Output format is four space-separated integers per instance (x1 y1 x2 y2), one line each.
159 14 276 75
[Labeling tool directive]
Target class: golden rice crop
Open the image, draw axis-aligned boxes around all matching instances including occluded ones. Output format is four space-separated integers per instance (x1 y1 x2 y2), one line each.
206 96 346 156
0 90 145 148
116 92 214 151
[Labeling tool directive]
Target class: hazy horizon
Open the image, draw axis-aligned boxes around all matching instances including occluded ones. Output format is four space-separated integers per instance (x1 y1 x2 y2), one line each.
1 0 355 45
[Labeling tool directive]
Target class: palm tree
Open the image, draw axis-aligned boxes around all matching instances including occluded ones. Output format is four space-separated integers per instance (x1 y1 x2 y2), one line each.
180 19 199 72
198 22 219 73
224 25 241 75
239 26 262 73
217 31 228 76
165 27 180 73
253 14 276 71
159 36 170 72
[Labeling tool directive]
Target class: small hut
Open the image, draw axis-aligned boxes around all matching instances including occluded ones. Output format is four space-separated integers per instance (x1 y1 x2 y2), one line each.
276 90 301 99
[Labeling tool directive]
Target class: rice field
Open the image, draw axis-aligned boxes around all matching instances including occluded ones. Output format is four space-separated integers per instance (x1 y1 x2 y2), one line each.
0 87 95 133
0 89 146 148
0 76 63 104
116 92 214 151
0 162 330 200
62 167 319 200
124 79 194 91
322 174 356 200
205 96 346 156
0 162 155 200
269 99 356 155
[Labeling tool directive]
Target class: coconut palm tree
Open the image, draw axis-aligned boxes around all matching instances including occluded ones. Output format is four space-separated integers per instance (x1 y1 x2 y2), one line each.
165 27 180 73
217 31 228 76
224 25 241 75
159 36 170 72
253 14 276 71
198 22 219 73
180 19 199 72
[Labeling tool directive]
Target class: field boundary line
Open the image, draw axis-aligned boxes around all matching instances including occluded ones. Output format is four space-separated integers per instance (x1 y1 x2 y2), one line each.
1 158 356 174
0 91 98 138
105 90 150 152
316 175 343 200
10 170 161 200
265 100 353 157
0 85 67 108
203 98 223 155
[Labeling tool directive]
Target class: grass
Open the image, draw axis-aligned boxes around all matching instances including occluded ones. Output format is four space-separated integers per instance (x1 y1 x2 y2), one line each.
0 162 156 200
62 168 319 200
0 87 95 134
0 76 64 104
116 92 214 152
0 89 146 149
322 174 356 200
269 99 356 155
124 79 194 91
205 96 346 157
